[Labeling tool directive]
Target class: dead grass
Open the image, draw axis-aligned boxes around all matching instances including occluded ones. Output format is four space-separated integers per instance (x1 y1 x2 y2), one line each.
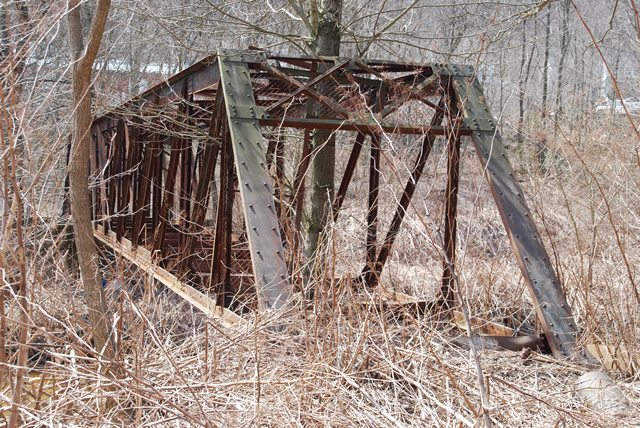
2 115 640 426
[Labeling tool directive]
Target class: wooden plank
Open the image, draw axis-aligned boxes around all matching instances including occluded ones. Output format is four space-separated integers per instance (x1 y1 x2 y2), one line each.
94 225 243 328
218 52 292 312
452 310 515 337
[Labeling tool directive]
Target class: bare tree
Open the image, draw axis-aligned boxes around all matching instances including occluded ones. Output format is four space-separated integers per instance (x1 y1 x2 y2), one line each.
304 0 343 286
67 0 114 365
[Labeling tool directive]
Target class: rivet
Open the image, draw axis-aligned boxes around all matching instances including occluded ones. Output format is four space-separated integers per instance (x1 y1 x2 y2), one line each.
252 227 257 231
271 227 276 231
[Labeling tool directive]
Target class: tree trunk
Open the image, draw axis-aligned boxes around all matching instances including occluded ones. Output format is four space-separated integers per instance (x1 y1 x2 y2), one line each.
67 0 115 365
517 21 527 146
555 0 570 128
538 6 551 168
303 0 342 286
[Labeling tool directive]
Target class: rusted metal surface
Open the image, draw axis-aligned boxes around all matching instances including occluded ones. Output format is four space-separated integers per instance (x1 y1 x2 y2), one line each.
441 88 462 309
451 74 577 357
366 133 381 271
177 92 223 276
363 101 445 287
333 133 366 219
85 49 579 360
212 130 234 305
218 51 292 312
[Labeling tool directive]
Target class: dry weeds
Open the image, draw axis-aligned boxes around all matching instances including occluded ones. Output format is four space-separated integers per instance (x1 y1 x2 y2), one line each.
2 115 640 427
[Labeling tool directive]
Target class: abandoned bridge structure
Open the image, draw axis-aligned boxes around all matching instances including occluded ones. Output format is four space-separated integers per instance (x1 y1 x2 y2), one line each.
86 50 578 358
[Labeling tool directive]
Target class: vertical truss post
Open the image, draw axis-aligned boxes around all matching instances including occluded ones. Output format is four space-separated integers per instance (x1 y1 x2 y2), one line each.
218 50 292 311
448 67 578 357
108 119 125 231
332 133 366 219
116 121 139 241
131 131 155 246
293 129 312 233
441 90 462 309
179 98 194 231
290 129 312 284
212 131 234 305
152 138 180 256
153 84 190 256
89 129 99 221
366 133 381 271
363 101 445 287
151 136 164 232
178 93 224 276
265 132 285 219
95 127 108 231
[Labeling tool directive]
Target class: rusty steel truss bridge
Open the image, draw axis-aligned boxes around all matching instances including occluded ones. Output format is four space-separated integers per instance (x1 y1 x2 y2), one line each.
86 49 578 358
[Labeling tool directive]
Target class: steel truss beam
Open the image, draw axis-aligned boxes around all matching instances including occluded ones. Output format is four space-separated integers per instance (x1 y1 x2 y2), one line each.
218 51 292 312
87 50 578 359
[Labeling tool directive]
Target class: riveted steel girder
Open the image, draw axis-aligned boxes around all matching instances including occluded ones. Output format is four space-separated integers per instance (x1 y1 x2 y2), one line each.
218 50 292 312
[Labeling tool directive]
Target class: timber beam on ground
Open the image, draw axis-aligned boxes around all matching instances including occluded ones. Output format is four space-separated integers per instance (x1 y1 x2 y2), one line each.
94 225 244 328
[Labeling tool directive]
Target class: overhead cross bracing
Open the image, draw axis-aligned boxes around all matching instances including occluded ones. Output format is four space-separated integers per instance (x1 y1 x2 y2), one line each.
87 49 578 358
